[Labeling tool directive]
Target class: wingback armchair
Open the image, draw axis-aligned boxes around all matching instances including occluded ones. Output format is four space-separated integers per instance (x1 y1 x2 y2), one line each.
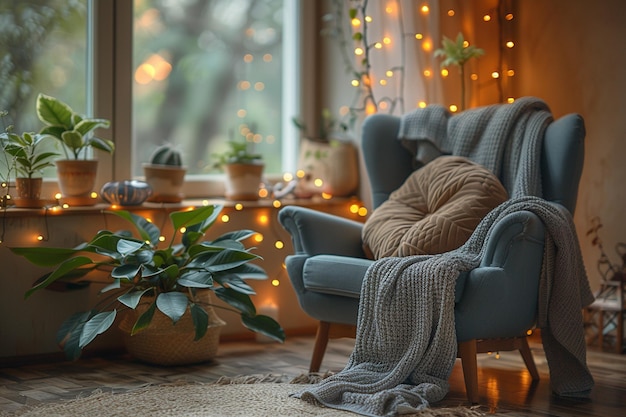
278 108 585 404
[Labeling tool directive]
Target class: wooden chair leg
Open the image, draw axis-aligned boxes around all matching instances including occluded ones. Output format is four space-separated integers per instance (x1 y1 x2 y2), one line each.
518 337 540 380
458 339 479 404
310 321 331 373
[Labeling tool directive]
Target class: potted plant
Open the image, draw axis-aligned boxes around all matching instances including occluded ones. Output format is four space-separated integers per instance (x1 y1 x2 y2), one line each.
0 131 58 207
212 140 264 201
11 204 285 365
36 93 114 205
292 108 359 198
143 144 187 203
434 32 484 111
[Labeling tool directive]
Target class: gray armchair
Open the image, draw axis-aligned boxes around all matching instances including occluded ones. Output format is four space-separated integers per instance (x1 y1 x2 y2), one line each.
278 108 585 404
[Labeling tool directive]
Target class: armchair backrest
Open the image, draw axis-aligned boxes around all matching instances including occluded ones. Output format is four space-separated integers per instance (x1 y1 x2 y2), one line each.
361 111 585 214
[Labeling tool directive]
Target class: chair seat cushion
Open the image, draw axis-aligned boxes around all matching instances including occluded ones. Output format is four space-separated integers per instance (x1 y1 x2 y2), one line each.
303 255 374 298
362 156 508 259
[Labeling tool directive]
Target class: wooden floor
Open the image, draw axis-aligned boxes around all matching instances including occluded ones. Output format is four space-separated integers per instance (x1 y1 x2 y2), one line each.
0 335 624 416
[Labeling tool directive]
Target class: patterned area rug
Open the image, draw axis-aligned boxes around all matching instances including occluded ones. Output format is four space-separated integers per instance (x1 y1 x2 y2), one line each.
3 374 509 417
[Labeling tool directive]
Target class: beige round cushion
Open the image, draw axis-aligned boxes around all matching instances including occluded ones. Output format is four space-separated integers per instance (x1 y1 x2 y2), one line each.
362 156 508 259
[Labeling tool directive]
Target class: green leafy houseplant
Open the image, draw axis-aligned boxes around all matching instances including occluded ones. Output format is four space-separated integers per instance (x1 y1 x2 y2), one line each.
36 93 114 159
1 131 58 179
434 32 484 110
11 204 285 360
212 140 263 171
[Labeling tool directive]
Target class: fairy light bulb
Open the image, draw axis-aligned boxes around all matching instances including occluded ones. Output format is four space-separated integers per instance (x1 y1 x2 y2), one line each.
272 200 281 208
350 204 359 214
354 47 364 56
447 9 455 16
483 14 491 22
258 188 269 198
415 33 423 40
159 235 166 242
221 214 230 223
254 233 263 243
491 71 500 79
383 36 391 45
274 240 284 249
37 235 44 241
283 172 293 182
506 41 515 48
258 214 269 225
418 101 427 108
295 170 305 179
449 104 458 112
421 5 429 14
358 207 368 217
54 192 62 200
321 192 332 200
351 79 360 87
235 203 244 210
314 178 323 188
271 279 280 287
441 68 449 77
179 227 187 233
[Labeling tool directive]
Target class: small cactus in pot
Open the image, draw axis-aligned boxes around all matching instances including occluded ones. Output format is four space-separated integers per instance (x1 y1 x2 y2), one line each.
143 144 187 203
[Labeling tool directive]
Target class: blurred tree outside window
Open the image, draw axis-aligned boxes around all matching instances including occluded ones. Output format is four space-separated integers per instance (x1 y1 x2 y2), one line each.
133 0 284 176
0 0 88 179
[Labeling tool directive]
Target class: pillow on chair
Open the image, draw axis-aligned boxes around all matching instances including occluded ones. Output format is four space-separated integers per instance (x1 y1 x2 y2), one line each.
362 156 508 259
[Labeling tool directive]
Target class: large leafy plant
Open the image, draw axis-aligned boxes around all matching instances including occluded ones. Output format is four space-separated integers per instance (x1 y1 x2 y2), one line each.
36 93 114 159
11 204 285 360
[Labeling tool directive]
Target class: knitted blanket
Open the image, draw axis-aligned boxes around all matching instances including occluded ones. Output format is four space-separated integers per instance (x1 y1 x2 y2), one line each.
294 197 595 417
398 96 553 198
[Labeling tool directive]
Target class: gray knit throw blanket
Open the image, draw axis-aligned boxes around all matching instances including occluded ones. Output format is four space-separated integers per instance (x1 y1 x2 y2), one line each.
294 197 595 416
397 96 553 198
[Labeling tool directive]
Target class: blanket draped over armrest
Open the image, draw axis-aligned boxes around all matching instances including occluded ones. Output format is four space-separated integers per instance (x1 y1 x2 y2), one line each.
293 197 595 417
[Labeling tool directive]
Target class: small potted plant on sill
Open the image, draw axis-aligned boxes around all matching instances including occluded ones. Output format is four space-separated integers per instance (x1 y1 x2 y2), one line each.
143 144 187 203
212 140 264 201
11 204 285 365
292 108 358 198
36 93 114 206
0 131 58 207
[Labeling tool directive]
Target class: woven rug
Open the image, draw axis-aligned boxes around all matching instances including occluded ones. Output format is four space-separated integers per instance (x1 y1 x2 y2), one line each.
4 374 513 417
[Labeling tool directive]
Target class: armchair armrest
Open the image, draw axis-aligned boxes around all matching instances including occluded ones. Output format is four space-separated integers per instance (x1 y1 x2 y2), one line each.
278 206 366 258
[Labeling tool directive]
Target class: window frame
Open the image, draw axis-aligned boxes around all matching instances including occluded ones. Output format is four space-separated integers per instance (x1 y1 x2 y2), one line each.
90 0 311 199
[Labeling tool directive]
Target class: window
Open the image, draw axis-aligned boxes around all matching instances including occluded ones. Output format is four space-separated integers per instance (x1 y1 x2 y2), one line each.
1 0 303 199
132 0 286 177
0 1 89 179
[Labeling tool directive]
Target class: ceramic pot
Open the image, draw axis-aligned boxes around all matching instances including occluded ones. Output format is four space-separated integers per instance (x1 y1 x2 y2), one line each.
296 139 358 197
55 160 99 206
100 180 153 206
143 164 187 203
224 163 264 201
14 177 44 208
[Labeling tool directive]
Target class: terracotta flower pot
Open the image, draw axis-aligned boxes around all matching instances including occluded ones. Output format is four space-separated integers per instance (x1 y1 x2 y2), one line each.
14 177 44 208
224 163 264 201
143 164 187 203
55 160 99 206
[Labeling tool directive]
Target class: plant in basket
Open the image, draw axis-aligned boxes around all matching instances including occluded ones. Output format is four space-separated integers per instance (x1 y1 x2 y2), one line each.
11 204 285 363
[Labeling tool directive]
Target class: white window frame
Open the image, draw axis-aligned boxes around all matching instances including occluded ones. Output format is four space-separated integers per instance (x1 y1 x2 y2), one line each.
89 0 310 199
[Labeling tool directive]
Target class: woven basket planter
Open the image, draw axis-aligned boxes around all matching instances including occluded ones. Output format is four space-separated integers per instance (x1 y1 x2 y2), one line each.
119 292 226 366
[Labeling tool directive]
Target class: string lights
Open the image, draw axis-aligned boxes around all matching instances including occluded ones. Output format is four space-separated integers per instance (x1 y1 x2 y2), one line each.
341 0 517 114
